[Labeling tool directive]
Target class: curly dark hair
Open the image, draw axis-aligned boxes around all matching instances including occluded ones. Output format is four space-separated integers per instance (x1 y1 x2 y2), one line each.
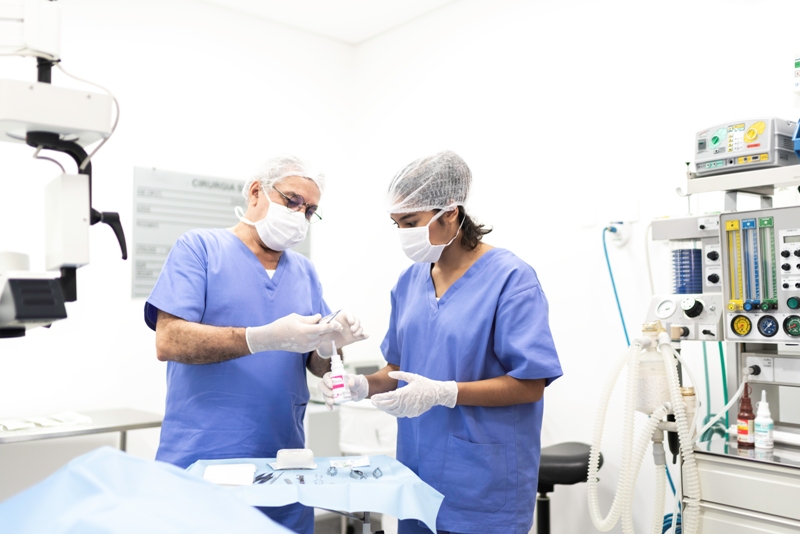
435 206 491 251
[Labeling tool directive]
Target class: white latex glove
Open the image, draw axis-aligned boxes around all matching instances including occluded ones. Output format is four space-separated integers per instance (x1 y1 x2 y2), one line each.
245 313 342 354
316 310 369 358
318 373 369 411
371 371 458 418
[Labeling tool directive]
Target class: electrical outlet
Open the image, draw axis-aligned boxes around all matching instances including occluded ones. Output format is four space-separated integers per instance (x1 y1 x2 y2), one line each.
607 222 631 247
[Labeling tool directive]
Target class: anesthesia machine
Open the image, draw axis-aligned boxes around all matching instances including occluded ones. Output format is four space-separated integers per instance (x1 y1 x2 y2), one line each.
590 118 800 534
0 0 126 338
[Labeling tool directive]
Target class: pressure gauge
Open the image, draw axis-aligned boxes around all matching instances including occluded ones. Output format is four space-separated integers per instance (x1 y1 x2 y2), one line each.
655 299 676 319
731 315 752 337
784 316 800 337
757 316 778 338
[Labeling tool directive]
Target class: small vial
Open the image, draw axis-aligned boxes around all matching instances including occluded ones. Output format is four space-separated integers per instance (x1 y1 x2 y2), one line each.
755 390 774 450
328 341 351 404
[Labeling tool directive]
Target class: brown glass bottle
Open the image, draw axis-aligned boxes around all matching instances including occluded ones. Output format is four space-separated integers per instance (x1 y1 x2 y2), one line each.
737 385 755 449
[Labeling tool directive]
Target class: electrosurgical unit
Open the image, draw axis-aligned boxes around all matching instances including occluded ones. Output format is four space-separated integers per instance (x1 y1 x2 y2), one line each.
695 119 799 176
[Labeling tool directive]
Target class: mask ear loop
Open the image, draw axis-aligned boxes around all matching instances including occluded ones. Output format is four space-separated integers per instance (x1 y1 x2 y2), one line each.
235 187 274 225
234 206 256 225
440 204 465 247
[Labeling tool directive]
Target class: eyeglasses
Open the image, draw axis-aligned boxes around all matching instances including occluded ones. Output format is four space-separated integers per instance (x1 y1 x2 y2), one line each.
273 186 322 222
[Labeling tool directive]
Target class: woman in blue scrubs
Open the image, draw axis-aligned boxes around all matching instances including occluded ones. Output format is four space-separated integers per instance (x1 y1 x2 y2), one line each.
320 150 563 534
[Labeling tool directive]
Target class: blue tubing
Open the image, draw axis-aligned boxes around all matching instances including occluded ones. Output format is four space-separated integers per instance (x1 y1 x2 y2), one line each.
603 227 630 345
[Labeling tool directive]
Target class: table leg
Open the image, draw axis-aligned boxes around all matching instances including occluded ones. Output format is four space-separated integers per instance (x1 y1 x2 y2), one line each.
120 430 127 452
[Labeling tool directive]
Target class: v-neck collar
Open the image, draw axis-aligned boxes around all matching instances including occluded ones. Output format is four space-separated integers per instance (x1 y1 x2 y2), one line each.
225 229 287 290
426 248 500 312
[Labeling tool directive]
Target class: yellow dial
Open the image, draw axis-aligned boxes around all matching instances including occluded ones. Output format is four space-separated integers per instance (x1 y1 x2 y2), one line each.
731 315 752 337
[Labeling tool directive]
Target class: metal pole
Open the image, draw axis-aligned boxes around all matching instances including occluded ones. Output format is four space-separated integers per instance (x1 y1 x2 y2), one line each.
536 494 550 534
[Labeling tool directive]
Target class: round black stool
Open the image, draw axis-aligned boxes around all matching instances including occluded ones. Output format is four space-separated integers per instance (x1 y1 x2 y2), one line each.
536 442 602 534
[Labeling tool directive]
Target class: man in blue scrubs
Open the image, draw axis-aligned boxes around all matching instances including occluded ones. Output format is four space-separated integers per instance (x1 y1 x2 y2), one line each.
145 155 367 533
319 151 562 534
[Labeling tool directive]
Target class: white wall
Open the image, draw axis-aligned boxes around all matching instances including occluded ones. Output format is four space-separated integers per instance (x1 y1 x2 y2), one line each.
4 0 800 531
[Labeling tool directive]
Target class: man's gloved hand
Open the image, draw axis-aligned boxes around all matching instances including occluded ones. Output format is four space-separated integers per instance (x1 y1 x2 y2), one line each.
371 371 458 418
318 373 369 411
316 310 369 358
245 313 342 354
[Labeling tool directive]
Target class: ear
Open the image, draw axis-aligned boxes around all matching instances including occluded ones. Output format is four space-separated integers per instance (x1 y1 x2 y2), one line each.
248 182 262 207
443 206 460 224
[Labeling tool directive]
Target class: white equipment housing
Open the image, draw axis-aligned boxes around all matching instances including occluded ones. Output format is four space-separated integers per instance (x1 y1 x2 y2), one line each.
0 80 112 147
0 0 61 58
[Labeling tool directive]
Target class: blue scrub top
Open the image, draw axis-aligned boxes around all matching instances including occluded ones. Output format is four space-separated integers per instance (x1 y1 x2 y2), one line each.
145 228 331 469
381 248 562 534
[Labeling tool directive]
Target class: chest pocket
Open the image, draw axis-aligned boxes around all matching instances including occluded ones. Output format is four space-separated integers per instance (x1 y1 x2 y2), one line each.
440 435 507 513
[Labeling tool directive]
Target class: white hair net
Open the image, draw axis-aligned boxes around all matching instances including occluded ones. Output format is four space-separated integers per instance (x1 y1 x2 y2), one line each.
242 154 325 200
386 150 471 213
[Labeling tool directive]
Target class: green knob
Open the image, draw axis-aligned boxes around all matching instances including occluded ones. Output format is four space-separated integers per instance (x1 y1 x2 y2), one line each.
789 297 800 310
761 302 772 312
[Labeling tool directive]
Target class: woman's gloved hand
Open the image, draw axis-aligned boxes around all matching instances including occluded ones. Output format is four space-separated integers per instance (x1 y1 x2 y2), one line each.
316 310 369 358
318 373 369 411
371 371 458 418
245 313 342 354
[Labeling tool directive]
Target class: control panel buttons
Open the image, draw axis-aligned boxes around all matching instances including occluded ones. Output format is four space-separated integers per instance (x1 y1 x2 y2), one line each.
707 273 720 284
707 251 720 261
783 263 792 271
681 298 704 318
782 250 792 258
790 297 800 310
784 283 791 289
794 250 800 257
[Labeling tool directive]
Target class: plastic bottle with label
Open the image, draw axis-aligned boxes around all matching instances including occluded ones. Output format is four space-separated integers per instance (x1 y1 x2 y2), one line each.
328 341 351 405
737 385 755 449
755 390 774 450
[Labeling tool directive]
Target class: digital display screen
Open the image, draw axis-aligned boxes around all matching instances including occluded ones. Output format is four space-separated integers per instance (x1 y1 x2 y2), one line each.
784 235 800 243
698 139 706 151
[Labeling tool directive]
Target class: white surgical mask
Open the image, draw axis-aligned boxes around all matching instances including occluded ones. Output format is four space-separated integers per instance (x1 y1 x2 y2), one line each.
235 191 308 251
397 208 463 263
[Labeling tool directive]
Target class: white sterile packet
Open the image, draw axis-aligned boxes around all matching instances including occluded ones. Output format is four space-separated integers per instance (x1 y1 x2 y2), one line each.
49 412 92 425
329 456 370 469
26 416 61 427
0 419 35 430
203 464 257 486
269 448 316 470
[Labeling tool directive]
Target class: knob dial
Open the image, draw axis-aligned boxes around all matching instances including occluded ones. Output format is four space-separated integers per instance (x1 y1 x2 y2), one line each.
783 263 792 271
783 250 792 258
794 250 800 257
681 297 704 318
707 251 719 261
785 283 791 289
707 273 720 283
